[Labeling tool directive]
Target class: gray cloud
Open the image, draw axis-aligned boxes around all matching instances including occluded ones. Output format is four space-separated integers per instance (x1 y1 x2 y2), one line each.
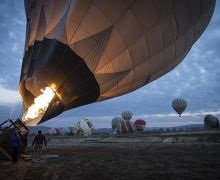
0 84 21 105
0 0 25 90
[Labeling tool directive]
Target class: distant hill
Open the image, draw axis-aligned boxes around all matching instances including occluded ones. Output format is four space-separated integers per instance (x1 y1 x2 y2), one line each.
27 126 112 135
94 128 112 134
175 124 205 129
26 124 207 135
92 124 206 134
145 124 205 132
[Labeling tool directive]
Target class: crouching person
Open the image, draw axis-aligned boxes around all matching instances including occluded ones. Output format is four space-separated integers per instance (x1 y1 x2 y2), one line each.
32 130 46 160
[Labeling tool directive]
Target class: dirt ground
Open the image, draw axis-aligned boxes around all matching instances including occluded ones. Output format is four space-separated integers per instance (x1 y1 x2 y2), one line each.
1 142 220 180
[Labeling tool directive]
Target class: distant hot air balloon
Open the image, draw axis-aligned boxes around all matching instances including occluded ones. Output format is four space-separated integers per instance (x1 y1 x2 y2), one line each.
134 119 146 132
112 117 122 134
172 98 187 117
20 0 215 125
59 127 73 135
48 128 59 135
204 115 219 128
122 111 132 121
74 118 94 136
121 120 135 133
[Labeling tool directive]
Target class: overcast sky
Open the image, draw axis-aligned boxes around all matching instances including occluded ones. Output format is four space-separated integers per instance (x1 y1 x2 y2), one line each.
0 1 219 128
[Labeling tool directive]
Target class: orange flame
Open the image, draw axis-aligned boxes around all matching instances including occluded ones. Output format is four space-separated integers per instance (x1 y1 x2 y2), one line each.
22 87 55 125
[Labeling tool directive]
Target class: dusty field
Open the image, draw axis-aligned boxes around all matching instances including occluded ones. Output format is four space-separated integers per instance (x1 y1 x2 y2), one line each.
1 142 220 180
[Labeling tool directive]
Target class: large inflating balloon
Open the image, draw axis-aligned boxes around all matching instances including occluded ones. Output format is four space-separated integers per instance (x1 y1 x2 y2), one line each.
172 98 187 117
20 0 216 124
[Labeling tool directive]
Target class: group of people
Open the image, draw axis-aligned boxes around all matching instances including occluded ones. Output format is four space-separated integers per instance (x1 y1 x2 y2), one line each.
10 130 46 163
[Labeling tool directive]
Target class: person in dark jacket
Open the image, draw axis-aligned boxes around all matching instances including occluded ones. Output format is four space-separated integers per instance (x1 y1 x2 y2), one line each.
32 130 46 160
20 132 28 154
10 131 21 163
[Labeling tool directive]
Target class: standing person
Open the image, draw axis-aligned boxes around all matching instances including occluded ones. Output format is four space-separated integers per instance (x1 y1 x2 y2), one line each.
10 131 21 163
20 132 28 154
32 130 46 160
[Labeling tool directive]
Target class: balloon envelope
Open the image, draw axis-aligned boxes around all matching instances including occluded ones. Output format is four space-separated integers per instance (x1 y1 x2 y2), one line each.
74 118 94 136
20 0 215 124
58 127 73 135
172 98 187 117
112 117 122 134
134 119 146 132
204 114 219 128
121 111 132 121
121 120 135 133
48 128 59 135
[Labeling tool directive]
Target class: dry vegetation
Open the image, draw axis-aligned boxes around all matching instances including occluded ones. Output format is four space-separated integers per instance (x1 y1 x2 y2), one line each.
1 139 220 180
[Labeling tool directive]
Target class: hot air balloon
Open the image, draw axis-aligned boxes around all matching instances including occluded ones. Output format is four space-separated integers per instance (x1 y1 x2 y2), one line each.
204 115 219 128
122 111 132 121
59 127 73 135
20 0 216 125
74 118 94 136
172 98 187 117
134 119 146 132
112 117 122 134
48 128 59 135
121 120 135 133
